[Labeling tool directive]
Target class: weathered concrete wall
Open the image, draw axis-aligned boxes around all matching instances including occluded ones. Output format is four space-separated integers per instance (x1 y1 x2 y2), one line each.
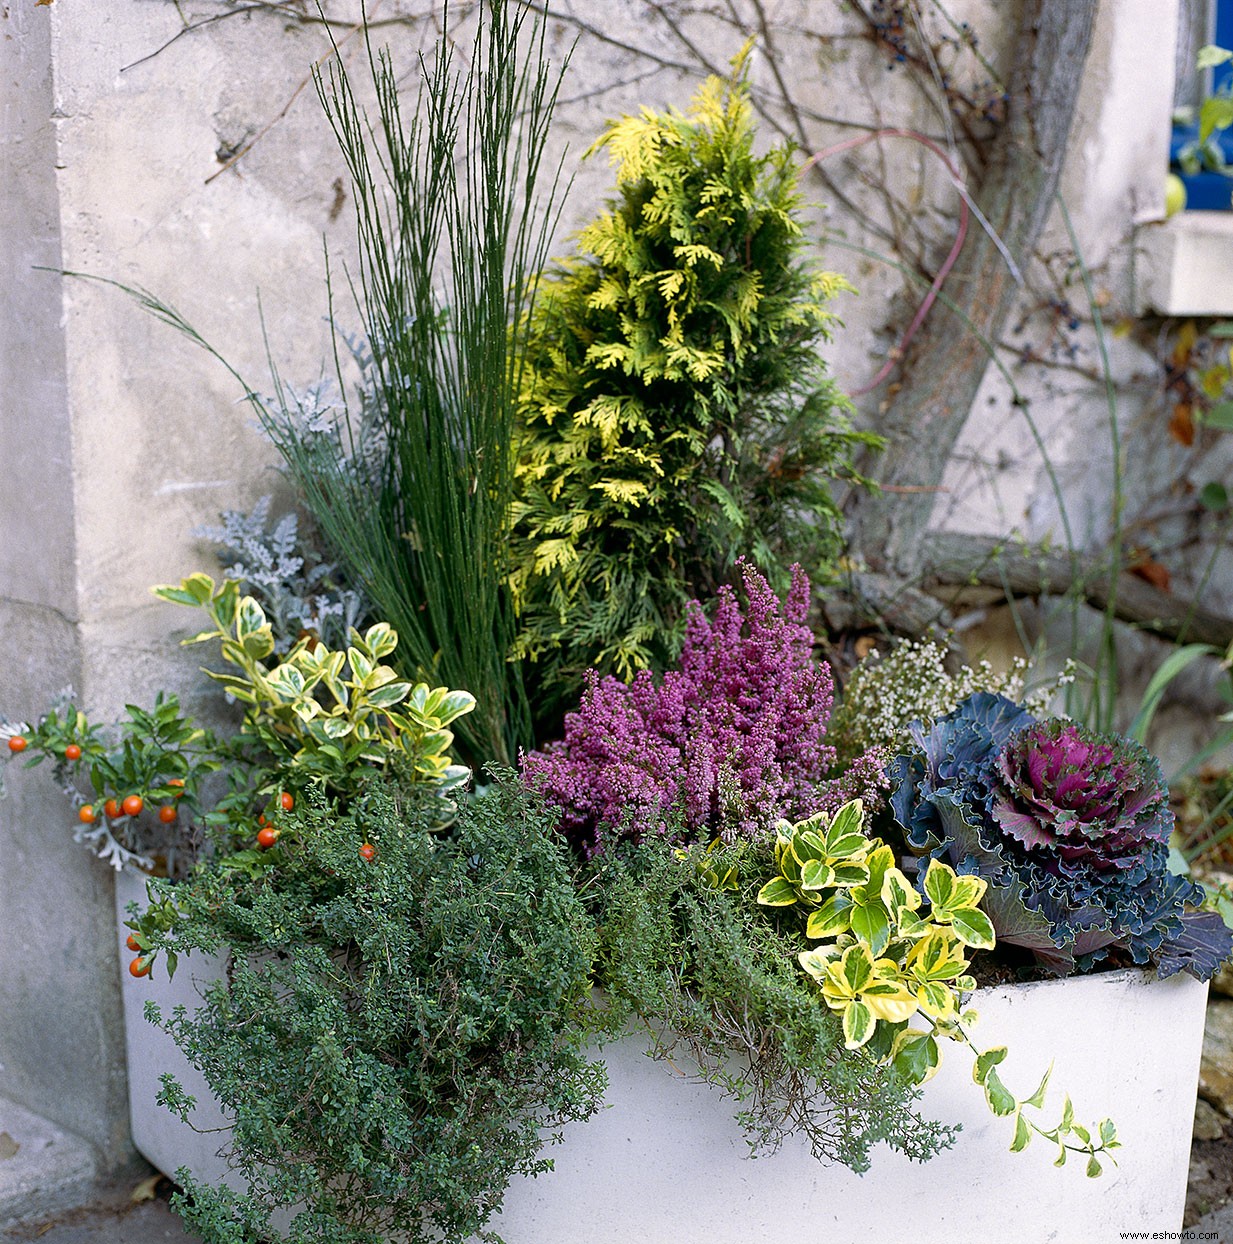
0 0 1223 1163
0 0 127 1163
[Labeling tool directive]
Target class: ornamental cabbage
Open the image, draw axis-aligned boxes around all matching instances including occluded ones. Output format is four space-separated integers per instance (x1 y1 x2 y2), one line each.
888 692 1231 980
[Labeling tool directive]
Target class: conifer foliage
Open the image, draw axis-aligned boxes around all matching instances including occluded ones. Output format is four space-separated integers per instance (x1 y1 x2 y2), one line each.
511 49 874 711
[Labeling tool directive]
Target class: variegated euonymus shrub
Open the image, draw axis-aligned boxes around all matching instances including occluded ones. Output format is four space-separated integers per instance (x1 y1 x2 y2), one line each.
0 572 474 885
757 799 1119 1174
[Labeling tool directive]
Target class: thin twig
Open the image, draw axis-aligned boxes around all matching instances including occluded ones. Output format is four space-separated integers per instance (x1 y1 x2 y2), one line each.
203 4 380 184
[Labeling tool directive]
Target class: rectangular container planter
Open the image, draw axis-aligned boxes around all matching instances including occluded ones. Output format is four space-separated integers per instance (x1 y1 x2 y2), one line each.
116 870 1207 1242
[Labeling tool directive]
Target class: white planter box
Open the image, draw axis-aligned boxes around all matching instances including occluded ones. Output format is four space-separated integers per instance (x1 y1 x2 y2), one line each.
116 871 1208 1241
115 870 239 1195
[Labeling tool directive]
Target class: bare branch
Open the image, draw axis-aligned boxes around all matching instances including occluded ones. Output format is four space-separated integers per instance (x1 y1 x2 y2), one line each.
918 531 1233 650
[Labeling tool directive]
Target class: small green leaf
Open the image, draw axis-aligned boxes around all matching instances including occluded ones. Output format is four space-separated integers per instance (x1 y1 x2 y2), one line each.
1201 481 1230 511
800 859 835 891
949 907 996 949
1085 1155 1102 1178
923 859 955 909
842 999 875 1049
1198 44 1233 70
805 893 853 939
362 622 398 657
892 1032 939 1085
973 1046 1008 1085
1023 1062 1053 1110
757 877 798 907
152 586 205 608
983 1067 1016 1117
1010 1111 1032 1152
850 901 891 957
1201 95 1233 144
366 682 413 709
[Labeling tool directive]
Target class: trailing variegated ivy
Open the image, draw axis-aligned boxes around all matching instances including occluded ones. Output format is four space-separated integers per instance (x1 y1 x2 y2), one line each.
756 800 1121 1176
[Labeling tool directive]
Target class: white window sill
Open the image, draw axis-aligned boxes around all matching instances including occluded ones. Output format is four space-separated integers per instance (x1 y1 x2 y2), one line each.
1142 211 1233 316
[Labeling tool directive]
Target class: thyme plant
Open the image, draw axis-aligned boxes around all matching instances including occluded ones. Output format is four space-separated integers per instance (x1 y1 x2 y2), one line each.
589 835 957 1172
147 781 604 1244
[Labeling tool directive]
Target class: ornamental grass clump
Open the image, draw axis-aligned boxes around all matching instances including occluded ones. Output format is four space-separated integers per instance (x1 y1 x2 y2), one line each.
523 563 885 854
888 691 1233 979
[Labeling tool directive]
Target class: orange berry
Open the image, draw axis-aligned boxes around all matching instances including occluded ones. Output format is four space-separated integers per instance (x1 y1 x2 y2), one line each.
121 795 144 817
78 804 96 823
256 826 279 850
129 957 150 978
104 799 121 820
280 792 294 811
65 743 82 761
125 933 140 952
257 813 267 827
358 842 375 862
167 778 185 798
7 736 28 753
158 805 177 824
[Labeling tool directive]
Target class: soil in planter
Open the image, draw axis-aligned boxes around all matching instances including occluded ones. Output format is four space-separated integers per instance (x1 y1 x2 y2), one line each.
1185 1117 1233 1226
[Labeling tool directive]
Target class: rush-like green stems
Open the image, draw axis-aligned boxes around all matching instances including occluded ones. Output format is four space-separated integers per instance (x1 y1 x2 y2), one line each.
263 1 568 767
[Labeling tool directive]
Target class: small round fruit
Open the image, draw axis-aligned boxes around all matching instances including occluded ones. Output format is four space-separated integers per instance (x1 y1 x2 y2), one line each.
65 743 82 761
257 813 267 827
78 804 96 824
125 933 141 952
280 792 295 811
121 795 144 818
158 805 177 824
167 778 185 798
1165 172 1187 219
104 798 121 820
129 957 151 978
256 826 279 850
7 736 28 754
358 842 376 862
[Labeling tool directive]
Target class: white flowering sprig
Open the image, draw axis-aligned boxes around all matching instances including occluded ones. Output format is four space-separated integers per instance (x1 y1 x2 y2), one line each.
830 637 1075 766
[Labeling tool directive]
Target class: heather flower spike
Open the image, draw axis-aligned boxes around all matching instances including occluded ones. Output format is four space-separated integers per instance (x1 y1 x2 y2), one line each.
523 563 885 854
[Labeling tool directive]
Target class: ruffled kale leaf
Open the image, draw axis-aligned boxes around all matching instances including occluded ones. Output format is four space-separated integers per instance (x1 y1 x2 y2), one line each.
887 692 1233 982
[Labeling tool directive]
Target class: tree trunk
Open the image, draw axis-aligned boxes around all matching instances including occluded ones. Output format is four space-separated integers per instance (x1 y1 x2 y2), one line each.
844 0 1099 577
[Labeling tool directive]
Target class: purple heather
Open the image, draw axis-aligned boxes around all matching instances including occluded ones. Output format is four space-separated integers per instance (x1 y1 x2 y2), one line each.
523 562 884 854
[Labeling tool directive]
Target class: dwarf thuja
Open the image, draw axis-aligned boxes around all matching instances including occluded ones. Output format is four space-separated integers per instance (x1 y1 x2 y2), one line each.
510 45 876 721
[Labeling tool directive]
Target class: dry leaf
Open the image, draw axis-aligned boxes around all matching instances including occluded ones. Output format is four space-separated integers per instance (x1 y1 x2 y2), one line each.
131 1172 162 1203
1169 402 1196 446
1129 558 1171 593
0 1132 20 1159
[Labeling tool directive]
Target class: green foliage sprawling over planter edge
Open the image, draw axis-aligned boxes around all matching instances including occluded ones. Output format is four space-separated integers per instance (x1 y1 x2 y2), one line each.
145 781 604 1244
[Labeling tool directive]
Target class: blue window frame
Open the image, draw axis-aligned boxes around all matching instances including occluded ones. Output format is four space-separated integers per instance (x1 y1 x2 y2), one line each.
1172 0 1233 209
